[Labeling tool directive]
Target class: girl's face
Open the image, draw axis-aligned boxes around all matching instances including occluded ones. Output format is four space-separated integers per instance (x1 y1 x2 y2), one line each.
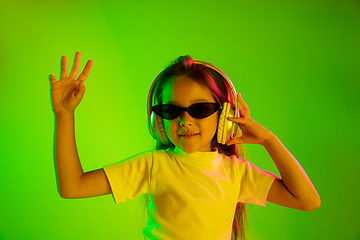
161 75 219 153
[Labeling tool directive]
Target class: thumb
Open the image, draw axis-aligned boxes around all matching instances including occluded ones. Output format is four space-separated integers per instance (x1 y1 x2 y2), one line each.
49 75 57 84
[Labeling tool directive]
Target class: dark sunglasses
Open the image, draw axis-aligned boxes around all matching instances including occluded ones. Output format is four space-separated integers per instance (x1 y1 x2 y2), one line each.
152 102 221 120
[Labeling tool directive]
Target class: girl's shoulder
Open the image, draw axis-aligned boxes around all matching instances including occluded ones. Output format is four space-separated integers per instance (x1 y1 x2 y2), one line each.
218 152 250 167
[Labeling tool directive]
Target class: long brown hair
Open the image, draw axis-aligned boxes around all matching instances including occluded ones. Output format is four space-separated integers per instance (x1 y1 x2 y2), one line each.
149 55 247 240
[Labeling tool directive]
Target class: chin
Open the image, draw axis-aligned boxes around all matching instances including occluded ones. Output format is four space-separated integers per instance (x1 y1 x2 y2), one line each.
179 146 197 153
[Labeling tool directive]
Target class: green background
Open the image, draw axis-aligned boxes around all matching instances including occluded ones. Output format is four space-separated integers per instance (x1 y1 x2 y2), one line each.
1 0 359 239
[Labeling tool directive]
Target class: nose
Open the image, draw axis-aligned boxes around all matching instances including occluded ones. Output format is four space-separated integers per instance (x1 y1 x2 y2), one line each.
179 111 193 127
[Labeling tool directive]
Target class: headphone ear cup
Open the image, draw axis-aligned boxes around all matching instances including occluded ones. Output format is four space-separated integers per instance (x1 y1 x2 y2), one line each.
217 102 236 144
151 112 169 143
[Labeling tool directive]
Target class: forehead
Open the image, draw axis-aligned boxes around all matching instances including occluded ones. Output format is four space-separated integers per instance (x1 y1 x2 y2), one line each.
161 75 215 105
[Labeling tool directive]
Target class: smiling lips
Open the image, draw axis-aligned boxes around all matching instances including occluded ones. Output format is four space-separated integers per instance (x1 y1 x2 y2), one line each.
179 133 199 138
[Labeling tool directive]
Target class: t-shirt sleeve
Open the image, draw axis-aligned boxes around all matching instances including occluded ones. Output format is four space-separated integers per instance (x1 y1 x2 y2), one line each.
237 158 278 207
103 151 153 204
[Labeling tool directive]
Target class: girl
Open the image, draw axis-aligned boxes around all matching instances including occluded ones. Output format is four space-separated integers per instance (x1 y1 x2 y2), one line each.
49 52 320 240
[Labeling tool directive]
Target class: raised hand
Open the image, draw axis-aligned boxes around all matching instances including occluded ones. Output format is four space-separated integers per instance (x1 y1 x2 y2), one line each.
226 94 274 146
49 52 93 116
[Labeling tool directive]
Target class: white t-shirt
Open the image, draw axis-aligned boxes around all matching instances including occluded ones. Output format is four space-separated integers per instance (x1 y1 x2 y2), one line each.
103 148 277 240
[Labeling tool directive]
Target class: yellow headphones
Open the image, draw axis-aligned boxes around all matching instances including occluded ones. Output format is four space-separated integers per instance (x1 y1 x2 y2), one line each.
147 60 239 145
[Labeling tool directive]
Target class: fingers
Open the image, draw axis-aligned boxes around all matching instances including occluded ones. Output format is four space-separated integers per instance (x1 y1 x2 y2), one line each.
238 107 245 119
69 52 81 79
60 56 68 78
237 93 250 119
227 116 248 124
77 59 93 82
58 52 91 82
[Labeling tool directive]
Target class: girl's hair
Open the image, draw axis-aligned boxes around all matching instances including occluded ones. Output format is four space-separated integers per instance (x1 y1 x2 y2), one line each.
148 55 247 240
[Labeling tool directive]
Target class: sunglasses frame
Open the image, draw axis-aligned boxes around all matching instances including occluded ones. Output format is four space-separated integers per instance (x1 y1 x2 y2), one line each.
152 102 221 120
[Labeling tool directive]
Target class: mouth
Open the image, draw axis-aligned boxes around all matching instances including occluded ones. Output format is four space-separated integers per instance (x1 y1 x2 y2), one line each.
179 133 200 138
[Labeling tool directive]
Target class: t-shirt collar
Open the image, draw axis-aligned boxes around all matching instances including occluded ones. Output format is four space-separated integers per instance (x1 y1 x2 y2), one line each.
170 147 221 168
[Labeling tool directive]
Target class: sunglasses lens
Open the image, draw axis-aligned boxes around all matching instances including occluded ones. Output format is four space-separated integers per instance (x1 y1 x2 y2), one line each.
152 103 220 120
190 103 220 118
152 105 180 120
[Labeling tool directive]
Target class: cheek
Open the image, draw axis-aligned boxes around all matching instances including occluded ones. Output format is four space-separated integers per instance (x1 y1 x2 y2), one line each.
211 113 220 135
215 111 220 125
163 120 178 140
201 114 219 135
210 112 220 128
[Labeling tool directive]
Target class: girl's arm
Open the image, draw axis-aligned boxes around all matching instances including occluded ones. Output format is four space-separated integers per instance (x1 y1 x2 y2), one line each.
49 52 111 199
261 135 320 211
227 94 321 211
